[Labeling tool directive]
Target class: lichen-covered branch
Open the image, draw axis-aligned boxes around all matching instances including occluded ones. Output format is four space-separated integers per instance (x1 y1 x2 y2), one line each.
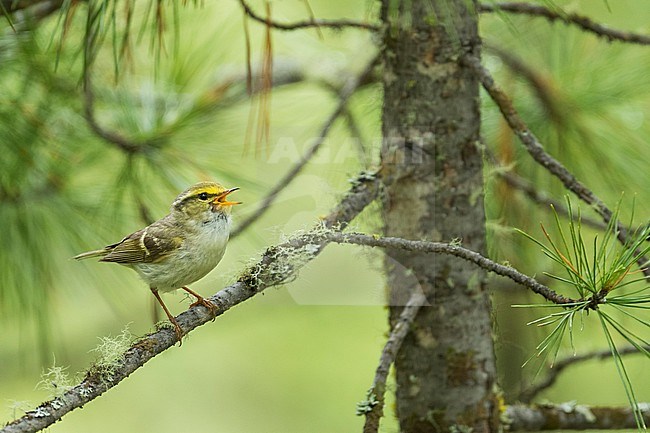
506 402 650 431
361 290 426 433
238 0 380 31
479 3 650 45
320 232 574 305
0 171 380 433
231 56 379 237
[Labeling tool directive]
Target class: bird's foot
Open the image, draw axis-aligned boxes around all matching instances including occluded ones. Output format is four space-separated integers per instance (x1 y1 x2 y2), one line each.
169 317 185 346
190 296 219 314
183 286 219 317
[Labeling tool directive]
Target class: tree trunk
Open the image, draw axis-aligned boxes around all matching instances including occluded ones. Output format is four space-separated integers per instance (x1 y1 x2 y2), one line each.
380 1 499 432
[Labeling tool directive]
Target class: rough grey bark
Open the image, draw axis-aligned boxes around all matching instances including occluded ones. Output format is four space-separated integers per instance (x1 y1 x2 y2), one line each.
380 1 498 431
505 404 650 431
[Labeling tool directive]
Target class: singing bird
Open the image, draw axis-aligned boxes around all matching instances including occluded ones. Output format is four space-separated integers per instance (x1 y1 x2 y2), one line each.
75 181 241 342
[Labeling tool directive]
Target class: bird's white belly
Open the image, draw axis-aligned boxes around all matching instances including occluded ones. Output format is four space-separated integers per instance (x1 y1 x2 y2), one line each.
132 215 231 292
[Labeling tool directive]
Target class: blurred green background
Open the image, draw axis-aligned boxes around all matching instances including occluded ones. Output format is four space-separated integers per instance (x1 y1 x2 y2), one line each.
1 1 650 432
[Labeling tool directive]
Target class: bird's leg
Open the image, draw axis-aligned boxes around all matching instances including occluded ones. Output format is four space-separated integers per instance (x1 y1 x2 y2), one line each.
182 286 219 316
150 287 184 345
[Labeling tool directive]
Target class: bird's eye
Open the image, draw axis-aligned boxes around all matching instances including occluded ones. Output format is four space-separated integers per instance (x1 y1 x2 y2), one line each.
198 192 209 201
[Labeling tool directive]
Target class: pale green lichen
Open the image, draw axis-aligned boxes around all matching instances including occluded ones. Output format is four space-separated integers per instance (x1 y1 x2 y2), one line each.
551 401 595 423
7 400 32 419
155 320 177 332
348 170 377 187
89 325 134 383
37 358 74 399
239 223 337 289
355 388 379 415
450 424 474 433
573 405 596 423
636 402 650 412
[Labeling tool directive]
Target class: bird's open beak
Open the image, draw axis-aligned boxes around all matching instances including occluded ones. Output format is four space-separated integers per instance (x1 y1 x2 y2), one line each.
213 187 241 207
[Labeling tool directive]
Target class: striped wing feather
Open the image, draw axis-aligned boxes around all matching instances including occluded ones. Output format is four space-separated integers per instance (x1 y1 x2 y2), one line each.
100 227 182 264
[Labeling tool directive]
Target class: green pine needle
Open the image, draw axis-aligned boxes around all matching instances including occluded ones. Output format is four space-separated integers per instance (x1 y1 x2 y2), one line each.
518 197 650 430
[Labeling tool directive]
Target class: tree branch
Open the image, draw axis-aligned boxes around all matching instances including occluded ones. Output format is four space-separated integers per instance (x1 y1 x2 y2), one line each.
0 171 381 433
361 289 426 433
462 54 608 220
83 57 313 155
231 56 378 238
479 2 650 45
318 79 371 166
484 43 566 128
319 231 574 305
238 0 380 32
82 60 146 154
519 345 649 403
506 402 650 431
484 145 605 231
461 54 650 277
341 107 371 166
490 165 606 231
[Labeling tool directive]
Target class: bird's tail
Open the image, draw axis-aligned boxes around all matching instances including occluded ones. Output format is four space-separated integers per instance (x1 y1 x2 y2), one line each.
73 249 109 260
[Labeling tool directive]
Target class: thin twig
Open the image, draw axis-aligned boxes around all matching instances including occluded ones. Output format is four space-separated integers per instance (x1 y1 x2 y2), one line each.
238 0 380 31
495 169 606 231
300 0 323 39
320 232 574 305
480 47 603 231
484 43 565 127
362 290 426 433
479 2 650 45
254 1 273 156
341 107 370 166
231 56 378 238
485 43 603 164
0 172 381 433
463 54 608 218
461 54 650 277
519 345 648 403
484 142 605 231
243 12 252 95
483 144 604 229
83 58 308 155
82 60 144 154
318 80 371 167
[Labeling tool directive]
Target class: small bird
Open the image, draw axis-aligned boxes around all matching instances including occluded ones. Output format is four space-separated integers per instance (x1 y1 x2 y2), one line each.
74 181 241 342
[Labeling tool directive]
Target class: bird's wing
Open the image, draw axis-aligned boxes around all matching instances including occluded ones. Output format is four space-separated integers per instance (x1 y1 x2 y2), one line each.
100 224 182 264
